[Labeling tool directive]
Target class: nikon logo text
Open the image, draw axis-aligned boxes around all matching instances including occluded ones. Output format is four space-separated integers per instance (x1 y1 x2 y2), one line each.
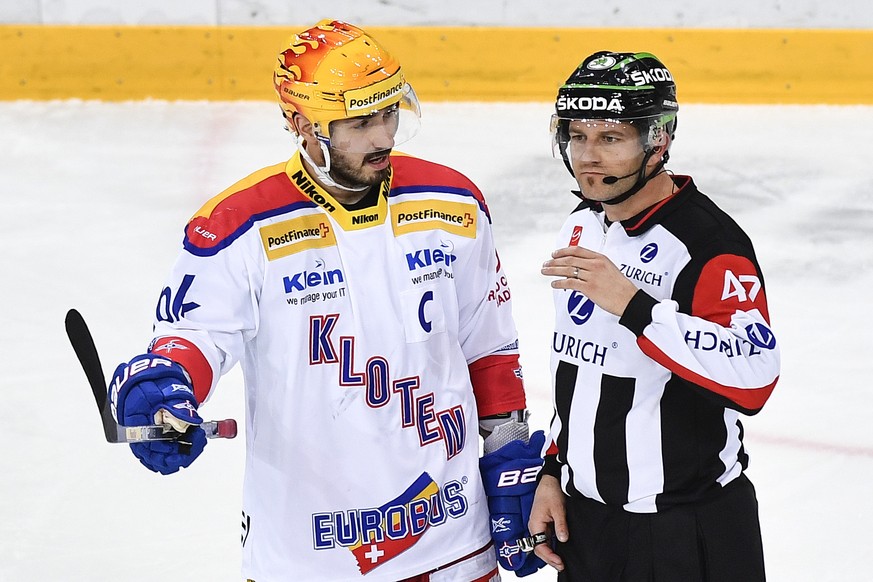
291 170 336 212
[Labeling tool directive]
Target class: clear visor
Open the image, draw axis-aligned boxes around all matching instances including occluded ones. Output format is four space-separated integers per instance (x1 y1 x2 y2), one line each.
549 114 669 159
318 84 422 154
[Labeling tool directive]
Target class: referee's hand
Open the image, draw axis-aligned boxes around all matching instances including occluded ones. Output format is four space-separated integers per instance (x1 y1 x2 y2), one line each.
528 474 568 571
543 246 638 317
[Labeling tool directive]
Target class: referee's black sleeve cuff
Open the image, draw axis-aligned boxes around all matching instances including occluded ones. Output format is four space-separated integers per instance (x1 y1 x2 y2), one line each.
540 454 562 481
618 289 658 336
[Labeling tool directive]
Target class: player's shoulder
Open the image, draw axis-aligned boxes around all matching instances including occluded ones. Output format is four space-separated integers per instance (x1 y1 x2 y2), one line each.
184 161 316 256
389 152 490 218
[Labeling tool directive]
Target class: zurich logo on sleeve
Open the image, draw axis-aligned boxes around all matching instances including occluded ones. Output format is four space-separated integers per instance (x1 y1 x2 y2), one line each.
745 322 777 349
640 243 658 264
567 291 595 325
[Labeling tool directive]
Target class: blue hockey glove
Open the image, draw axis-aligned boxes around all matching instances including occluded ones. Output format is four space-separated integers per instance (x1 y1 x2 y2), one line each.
480 430 547 576
108 353 206 475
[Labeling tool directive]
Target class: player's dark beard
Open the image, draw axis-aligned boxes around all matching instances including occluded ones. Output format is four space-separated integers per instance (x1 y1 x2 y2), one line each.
328 148 392 189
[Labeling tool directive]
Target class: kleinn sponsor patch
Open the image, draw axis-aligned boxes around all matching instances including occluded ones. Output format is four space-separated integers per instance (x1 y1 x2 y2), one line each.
391 200 477 238
260 214 336 261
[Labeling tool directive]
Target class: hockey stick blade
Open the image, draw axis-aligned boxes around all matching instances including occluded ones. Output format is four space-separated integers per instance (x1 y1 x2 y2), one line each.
64 308 237 443
65 308 117 441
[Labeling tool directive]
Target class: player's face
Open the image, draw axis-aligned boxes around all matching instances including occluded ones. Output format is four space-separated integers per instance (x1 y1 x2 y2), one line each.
325 106 398 188
326 146 392 189
565 119 646 201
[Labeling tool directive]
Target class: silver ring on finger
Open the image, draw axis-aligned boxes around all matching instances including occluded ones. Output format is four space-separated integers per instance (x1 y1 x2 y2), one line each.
573 267 579 279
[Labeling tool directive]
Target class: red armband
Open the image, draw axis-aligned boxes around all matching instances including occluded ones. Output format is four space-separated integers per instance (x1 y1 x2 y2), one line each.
149 337 214 403
468 354 526 417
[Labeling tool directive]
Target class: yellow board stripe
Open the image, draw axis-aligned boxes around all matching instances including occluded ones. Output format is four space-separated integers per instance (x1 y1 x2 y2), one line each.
1 25 872 104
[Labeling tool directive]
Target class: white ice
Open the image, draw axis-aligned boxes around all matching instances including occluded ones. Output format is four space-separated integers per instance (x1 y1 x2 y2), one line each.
1 100 872 581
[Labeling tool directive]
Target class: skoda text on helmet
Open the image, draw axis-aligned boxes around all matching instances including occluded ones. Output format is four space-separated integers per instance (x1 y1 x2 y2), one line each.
273 19 422 154
551 51 679 205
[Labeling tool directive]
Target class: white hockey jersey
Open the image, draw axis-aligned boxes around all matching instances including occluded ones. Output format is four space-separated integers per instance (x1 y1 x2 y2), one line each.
149 151 525 581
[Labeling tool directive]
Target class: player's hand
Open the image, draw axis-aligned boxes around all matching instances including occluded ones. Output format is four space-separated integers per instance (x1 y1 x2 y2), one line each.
529 474 568 571
543 246 639 317
479 431 547 576
108 353 206 474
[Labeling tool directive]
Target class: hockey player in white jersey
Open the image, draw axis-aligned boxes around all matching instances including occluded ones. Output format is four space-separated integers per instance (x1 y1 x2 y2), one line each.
107 20 544 581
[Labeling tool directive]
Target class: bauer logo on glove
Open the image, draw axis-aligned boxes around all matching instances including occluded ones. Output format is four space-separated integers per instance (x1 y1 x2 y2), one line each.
496 466 541 487
108 355 181 422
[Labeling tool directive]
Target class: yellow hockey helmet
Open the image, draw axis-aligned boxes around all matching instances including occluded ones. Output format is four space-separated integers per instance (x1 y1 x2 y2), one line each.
273 20 420 143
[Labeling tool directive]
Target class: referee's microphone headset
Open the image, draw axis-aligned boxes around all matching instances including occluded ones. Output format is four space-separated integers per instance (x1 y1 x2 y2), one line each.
602 171 638 185
602 145 664 184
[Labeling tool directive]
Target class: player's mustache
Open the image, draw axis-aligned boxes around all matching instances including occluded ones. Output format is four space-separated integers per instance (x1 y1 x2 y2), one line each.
364 149 392 162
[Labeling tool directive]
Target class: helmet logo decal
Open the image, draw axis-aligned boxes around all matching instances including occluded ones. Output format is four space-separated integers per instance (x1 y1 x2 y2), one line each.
629 68 674 87
587 55 617 70
556 95 624 113
344 70 405 115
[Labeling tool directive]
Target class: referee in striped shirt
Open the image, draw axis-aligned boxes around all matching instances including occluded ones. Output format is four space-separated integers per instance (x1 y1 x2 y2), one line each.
530 51 780 581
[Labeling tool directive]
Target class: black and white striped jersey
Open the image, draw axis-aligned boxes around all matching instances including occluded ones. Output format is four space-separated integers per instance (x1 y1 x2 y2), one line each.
542 176 780 513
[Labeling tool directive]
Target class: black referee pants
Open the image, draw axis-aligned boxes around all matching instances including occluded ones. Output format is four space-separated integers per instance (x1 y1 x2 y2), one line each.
555 474 765 582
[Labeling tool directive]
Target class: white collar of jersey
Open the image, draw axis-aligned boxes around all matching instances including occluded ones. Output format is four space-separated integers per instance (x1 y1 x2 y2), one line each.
285 152 390 231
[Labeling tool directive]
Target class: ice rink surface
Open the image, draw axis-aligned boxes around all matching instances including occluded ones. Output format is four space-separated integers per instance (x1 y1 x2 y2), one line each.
2 100 872 581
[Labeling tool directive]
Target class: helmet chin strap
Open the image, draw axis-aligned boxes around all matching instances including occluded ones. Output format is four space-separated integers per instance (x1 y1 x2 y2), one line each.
599 149 668 206
295 134 368 193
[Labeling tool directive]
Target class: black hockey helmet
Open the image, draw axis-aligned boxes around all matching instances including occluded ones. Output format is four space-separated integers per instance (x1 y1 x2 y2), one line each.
551 51 679 203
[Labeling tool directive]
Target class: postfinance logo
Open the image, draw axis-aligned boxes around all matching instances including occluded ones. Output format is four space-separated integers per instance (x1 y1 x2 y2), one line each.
392 200 477 238
259 214 336 261
344 70 405 115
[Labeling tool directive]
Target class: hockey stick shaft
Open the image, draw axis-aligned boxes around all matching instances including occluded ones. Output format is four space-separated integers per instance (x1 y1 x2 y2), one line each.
64 308 237 443
117 419 237 443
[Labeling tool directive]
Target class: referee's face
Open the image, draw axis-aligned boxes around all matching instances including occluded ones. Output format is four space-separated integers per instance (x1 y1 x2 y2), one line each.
566 119 646 201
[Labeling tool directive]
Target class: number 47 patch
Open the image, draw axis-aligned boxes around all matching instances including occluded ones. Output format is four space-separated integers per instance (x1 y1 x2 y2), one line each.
721 270 761 303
